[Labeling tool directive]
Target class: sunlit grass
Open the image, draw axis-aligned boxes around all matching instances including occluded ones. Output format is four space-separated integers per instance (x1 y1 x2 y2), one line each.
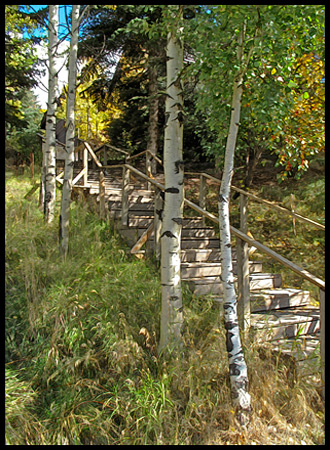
5 170 324 444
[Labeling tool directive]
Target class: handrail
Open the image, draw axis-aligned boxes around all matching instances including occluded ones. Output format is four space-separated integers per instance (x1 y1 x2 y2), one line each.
186 171 325 231
127 149 163 166
123 163 325 291
83 142 103 168
53 137 325 290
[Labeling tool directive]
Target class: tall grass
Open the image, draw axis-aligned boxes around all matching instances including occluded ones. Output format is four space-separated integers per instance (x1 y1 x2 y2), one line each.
5 172 324 444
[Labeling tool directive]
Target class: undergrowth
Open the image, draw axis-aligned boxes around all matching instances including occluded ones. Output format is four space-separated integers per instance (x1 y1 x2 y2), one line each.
5 171 324 445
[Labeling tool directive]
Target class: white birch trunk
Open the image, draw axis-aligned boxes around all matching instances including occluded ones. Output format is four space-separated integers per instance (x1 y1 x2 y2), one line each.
218 26 252 424
44 5 59 223
158 17 184 355
146 62 159 183
59 5 80 256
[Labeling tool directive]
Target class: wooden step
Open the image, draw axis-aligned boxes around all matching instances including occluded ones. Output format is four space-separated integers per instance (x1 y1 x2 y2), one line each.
250 288 311 312
250 307 320 340
249 273 282 290
184 273 282 296
181 237 220 249
182 228 216 238
181 261 263 278
181 248 222 262
270 335 320 362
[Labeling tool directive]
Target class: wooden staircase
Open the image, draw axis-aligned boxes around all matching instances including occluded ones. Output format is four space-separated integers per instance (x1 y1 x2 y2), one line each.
71 165 322 380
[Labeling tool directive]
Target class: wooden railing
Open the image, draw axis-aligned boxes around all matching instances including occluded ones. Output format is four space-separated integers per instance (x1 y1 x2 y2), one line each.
189 171 325 231
48 137 324 392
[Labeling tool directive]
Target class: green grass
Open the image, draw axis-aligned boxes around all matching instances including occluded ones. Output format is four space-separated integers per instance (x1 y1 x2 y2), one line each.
5 170 324 445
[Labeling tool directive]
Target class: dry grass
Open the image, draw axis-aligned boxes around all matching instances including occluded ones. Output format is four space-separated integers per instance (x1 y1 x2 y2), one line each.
5 170 324 445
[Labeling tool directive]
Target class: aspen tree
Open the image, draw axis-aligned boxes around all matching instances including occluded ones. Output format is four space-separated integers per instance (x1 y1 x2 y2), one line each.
59 5 80 256
158 6 184 354
43 5 59 223
218 23 254 425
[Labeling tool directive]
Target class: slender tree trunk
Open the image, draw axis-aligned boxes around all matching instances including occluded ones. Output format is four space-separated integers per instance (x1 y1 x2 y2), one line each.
158 12 184 355
44 5 59 223
146 61 159 180
245 145 263 188
59 5 80 256
218 26 252 424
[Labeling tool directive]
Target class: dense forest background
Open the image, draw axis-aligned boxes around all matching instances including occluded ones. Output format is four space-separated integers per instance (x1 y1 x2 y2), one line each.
5 5 324 181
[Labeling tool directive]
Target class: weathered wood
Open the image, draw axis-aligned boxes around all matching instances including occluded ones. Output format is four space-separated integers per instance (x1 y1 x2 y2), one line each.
250 288 310 312
24 182 40 200
251 307 320 341
186 273 282 296
121 165 130 226
99 170 105 219
181 261 263 278
237 193 250 332
83 146 88 186
199 174 207 226
84 141 103 168
72 167 87 186
154 188 163 261
189 171 325 231
131 222 154 255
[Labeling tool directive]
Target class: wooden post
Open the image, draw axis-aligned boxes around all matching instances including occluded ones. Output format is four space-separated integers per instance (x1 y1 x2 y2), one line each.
199 174 207 226
103 145 107 166
154 187 163 261
319 288 325 400
237 193 250 333
83 145 88 187
146 152 152 191
121 165 130 226
291 193 296 236
99 170 105 219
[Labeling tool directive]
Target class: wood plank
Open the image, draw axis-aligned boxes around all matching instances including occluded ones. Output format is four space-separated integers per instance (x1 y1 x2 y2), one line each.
182 228 216 238
181 261 263 278
131 222 154 254
185 273 283 296
251 307 320 340
181 238 220 249
250 288 311 312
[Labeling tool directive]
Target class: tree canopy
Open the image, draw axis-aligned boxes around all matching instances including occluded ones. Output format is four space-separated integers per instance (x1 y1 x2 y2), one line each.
5 4 324 179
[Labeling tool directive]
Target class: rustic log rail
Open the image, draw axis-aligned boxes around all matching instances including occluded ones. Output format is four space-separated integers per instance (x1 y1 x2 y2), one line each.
187 171 325 231
49 137 324 394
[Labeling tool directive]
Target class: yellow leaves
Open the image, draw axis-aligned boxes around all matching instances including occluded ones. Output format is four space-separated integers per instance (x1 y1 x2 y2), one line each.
271 67 277 75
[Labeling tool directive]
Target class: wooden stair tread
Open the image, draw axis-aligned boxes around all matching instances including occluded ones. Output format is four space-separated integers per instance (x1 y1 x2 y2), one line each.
74 163 321 359
250 307 320 340
250 288 311 311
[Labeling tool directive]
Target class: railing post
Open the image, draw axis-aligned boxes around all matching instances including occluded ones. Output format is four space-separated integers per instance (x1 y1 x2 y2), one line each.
103 145 107 166
83 145 88 186
146 152 152 191
154 187 163 261
99 170 105 219
121 164 130 226
199 174 207 227
237 193 250 333
319 288 325 400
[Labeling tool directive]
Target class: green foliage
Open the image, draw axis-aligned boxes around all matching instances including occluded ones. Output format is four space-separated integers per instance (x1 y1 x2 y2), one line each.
5 90 43 164
184 5 325 177
5 5 43 128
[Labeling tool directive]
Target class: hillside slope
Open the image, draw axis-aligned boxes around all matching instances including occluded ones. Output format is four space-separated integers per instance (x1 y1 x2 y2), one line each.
5 170 324 445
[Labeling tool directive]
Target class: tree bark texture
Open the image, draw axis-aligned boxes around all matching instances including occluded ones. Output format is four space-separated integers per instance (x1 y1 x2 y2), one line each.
59 5 80 256
218 26 252 422
44 5 59 223
146 61 159 179
158 21 184 355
